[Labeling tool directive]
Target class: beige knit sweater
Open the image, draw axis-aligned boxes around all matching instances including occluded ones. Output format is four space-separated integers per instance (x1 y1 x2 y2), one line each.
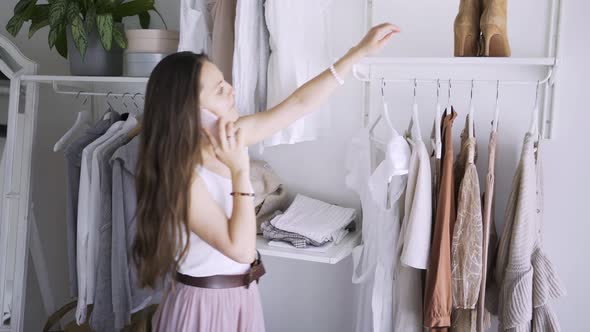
487 133 565 331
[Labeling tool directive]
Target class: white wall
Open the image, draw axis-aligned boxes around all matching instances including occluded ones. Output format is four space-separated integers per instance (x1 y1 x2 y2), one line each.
540 0 590 327
0 0 588 331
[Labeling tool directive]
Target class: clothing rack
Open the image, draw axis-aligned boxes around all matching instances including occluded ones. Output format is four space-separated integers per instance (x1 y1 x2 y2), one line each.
19 75 147 122
352 67 553 86
355 0 563 139
5 75 148 330
20 75 146 97
51 82 145 98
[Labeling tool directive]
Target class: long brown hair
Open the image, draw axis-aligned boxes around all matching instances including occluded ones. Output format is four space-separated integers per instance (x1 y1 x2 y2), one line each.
133 52 208 288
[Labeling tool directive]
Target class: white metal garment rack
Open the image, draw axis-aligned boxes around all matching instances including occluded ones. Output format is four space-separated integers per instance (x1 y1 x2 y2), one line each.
3 75 147 332
19 75 147 123
354 0 564 139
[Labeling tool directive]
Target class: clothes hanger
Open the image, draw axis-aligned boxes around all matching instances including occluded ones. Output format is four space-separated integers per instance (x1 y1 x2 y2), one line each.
120 92 132 120
382 80 395 133
367 78 399 206
446 78 452 112
53 90 92 152
468 79 475 138
528 80 541 141
408 78 422 141
122 92 130 112
369 78 384 134
434 79 442 158
369 77 395 143
412 78 418 119
132 92 143 116
101 92 116 119
127 93 144 139
492 80 500 132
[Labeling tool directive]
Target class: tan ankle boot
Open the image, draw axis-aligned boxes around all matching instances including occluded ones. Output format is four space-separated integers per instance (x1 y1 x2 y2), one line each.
454 0 483 57
480 0 511 56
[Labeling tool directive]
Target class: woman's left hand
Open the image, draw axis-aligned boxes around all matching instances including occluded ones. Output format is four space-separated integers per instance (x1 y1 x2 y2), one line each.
354 23 400 57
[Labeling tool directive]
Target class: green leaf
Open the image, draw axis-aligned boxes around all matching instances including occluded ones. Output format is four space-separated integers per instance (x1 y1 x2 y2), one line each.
28 19 49 38
66 1 82 22
152 7 167 30
71 16 87 59
48 25 58 48
13 0 37 21
27 4 50 38
96 14 113 50
31 4 50 22
85 6 96 33
138 11 150 29
55 24 68 58
14 0 32 15
114 0 154 18
113 24 127 49
6 15 25 37
95 0 116 14
48 0 67 27
78 0 91 15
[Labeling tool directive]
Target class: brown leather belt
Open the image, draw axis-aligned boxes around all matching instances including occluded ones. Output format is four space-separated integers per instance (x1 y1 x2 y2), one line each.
176 253 266 289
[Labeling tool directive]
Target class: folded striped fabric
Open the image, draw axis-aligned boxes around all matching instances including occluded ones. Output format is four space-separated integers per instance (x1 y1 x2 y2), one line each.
270 194 356 244
261 219 328 248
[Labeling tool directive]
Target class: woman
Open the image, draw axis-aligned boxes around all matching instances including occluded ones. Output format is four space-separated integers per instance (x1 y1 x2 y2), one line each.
133 23 399 331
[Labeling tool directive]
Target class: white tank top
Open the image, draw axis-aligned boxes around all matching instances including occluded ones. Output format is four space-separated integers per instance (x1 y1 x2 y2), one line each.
177 166 251 277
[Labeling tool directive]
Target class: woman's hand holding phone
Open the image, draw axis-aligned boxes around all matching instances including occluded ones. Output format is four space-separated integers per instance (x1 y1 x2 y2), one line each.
203 116 250 175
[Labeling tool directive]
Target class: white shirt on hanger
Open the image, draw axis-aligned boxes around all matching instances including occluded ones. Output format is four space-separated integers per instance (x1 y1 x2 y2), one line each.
178 0 211 53
346 127 410 332
392 114 432 332
232 0 269 116
399 116 432 269
263 0 333 147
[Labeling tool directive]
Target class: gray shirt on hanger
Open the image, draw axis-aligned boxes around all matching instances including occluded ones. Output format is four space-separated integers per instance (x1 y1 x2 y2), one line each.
63 110 120 297
110 136 162 329
90 130 134 332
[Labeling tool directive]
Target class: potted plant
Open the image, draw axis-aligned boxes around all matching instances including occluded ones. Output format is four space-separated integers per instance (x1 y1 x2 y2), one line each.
5 0 165 76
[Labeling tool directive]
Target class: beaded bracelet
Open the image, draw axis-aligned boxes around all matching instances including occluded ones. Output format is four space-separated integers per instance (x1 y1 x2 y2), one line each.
230 192 255 197
329 64 344 85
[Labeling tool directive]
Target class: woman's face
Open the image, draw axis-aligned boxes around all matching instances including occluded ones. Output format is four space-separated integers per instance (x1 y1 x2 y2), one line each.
198 61 238 121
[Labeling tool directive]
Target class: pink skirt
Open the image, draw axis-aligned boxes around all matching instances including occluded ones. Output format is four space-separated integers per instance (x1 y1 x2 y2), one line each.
151 282 265 332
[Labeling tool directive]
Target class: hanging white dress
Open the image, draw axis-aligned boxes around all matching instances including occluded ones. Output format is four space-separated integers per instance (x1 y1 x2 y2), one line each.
346 127 410 332
178 0 211 53
232 0 269 116
263 0 332 147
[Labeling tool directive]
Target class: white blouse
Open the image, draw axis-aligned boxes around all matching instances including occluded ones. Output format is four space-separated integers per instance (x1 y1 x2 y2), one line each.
177 166 250 277
263 0 333 147
178 0 211 54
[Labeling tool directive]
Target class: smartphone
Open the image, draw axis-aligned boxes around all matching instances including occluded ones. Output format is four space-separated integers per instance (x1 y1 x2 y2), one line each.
200 108 220 140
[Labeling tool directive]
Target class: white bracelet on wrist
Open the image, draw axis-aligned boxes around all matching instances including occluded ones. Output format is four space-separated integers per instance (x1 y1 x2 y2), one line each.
329 64 344 85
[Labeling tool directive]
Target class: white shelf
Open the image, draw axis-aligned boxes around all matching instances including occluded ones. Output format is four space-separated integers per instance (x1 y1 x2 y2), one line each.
257 231 361 264
359 57 556 66
20 74 149 83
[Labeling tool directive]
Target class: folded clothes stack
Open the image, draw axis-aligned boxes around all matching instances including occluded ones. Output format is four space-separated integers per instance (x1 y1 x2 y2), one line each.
261 194 356 249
